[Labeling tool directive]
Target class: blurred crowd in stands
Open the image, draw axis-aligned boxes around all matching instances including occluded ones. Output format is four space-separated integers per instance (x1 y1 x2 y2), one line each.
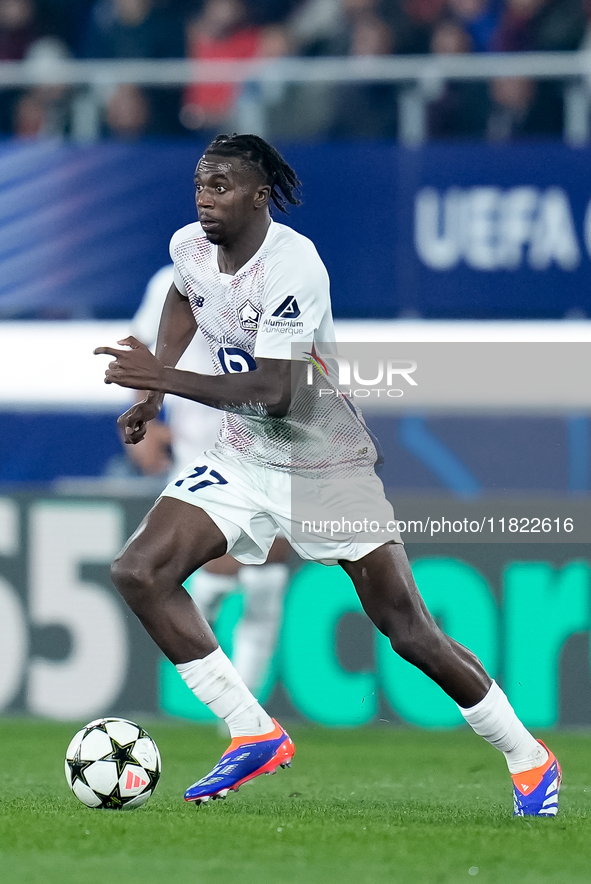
0 0 588 141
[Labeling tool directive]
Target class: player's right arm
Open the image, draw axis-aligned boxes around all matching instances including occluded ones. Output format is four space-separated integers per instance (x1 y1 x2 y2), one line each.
113 225 200 445
117 281 198 445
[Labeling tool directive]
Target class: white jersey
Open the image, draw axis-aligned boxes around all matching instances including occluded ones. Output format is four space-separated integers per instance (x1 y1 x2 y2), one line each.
131 264 222 472
169 219 378 477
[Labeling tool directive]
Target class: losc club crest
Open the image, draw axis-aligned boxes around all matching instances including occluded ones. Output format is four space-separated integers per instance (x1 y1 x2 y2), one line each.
238 300 261 331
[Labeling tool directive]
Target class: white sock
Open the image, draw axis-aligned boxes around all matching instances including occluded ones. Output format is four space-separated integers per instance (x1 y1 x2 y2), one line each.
187 569 239 624
458 681 548 774
176 647 274 737
233 563 289 691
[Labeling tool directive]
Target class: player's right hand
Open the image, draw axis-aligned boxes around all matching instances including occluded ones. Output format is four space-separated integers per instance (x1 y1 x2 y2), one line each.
117 397 163 445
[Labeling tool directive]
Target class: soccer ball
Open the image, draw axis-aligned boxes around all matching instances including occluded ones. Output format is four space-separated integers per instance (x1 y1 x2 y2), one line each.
65 717 161 810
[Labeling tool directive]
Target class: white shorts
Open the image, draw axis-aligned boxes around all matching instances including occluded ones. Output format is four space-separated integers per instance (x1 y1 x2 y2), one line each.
160 447 402 566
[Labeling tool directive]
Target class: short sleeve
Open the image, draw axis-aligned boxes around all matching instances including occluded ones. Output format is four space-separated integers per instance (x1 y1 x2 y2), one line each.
130 264 175 348
254 242 329 361
169 230 188 296
173 264 187 295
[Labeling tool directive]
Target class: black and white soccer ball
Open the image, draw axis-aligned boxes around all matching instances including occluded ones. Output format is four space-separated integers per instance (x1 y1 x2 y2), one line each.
65 717 161 810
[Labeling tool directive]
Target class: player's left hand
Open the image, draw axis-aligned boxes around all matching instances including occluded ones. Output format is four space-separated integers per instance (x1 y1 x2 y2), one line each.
94 336 165 390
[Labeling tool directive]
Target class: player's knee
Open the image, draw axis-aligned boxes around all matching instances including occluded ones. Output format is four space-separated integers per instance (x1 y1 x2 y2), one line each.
390 632 425 666
110 551 158 607
387 612 442 667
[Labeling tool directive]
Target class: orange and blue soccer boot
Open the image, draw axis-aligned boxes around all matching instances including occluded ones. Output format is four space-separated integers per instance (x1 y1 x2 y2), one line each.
184 719 295 804
512 741 562 817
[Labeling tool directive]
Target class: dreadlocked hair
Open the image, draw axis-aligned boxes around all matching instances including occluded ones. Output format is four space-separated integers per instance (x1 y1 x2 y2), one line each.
204 133 302 214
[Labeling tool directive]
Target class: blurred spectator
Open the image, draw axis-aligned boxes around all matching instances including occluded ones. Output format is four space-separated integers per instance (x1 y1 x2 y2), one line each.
491 0 586 51
393 0 448 54
427 19 490 138
486 75 563 139
82 0 184 58
327 12 399 138
103 80 189 137
0 0 37 57
35 1 95 55
319 0 387 54
537 0 586 51
181 0 262 133
431 16 472 53
288 0 391 56
13 89 45 134
235 21 305 134
83 0 186 136
0 0 39 133
258 19 292 55
103 82 151 136
258 9 340 139
447 0 502 51
287 0 344 55
247 0 300 24
12 35 74 137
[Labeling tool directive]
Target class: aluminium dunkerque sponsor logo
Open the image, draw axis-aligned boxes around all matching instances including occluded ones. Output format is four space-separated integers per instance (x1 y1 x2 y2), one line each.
262 296 305 334
305 352 418 399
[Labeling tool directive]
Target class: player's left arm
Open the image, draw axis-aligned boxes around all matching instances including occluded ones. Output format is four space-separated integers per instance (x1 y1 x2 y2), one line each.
94 335 302 418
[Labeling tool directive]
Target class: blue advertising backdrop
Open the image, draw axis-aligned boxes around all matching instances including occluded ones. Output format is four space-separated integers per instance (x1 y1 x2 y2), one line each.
1 140 590 320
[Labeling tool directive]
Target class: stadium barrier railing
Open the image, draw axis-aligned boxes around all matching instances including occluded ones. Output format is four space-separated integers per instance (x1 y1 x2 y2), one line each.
0 52 590 144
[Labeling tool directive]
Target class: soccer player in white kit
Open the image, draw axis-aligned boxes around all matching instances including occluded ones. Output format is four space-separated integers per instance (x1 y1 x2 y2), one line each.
95 134 560 815
129 263 291 696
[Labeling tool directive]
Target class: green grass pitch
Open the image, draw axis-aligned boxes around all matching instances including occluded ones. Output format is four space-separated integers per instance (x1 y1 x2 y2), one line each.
0 720 589 884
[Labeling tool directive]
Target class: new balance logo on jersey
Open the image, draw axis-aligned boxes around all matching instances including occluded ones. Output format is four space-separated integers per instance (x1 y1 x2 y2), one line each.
238 300 261 330
192 295 205 307
272 296 301 319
